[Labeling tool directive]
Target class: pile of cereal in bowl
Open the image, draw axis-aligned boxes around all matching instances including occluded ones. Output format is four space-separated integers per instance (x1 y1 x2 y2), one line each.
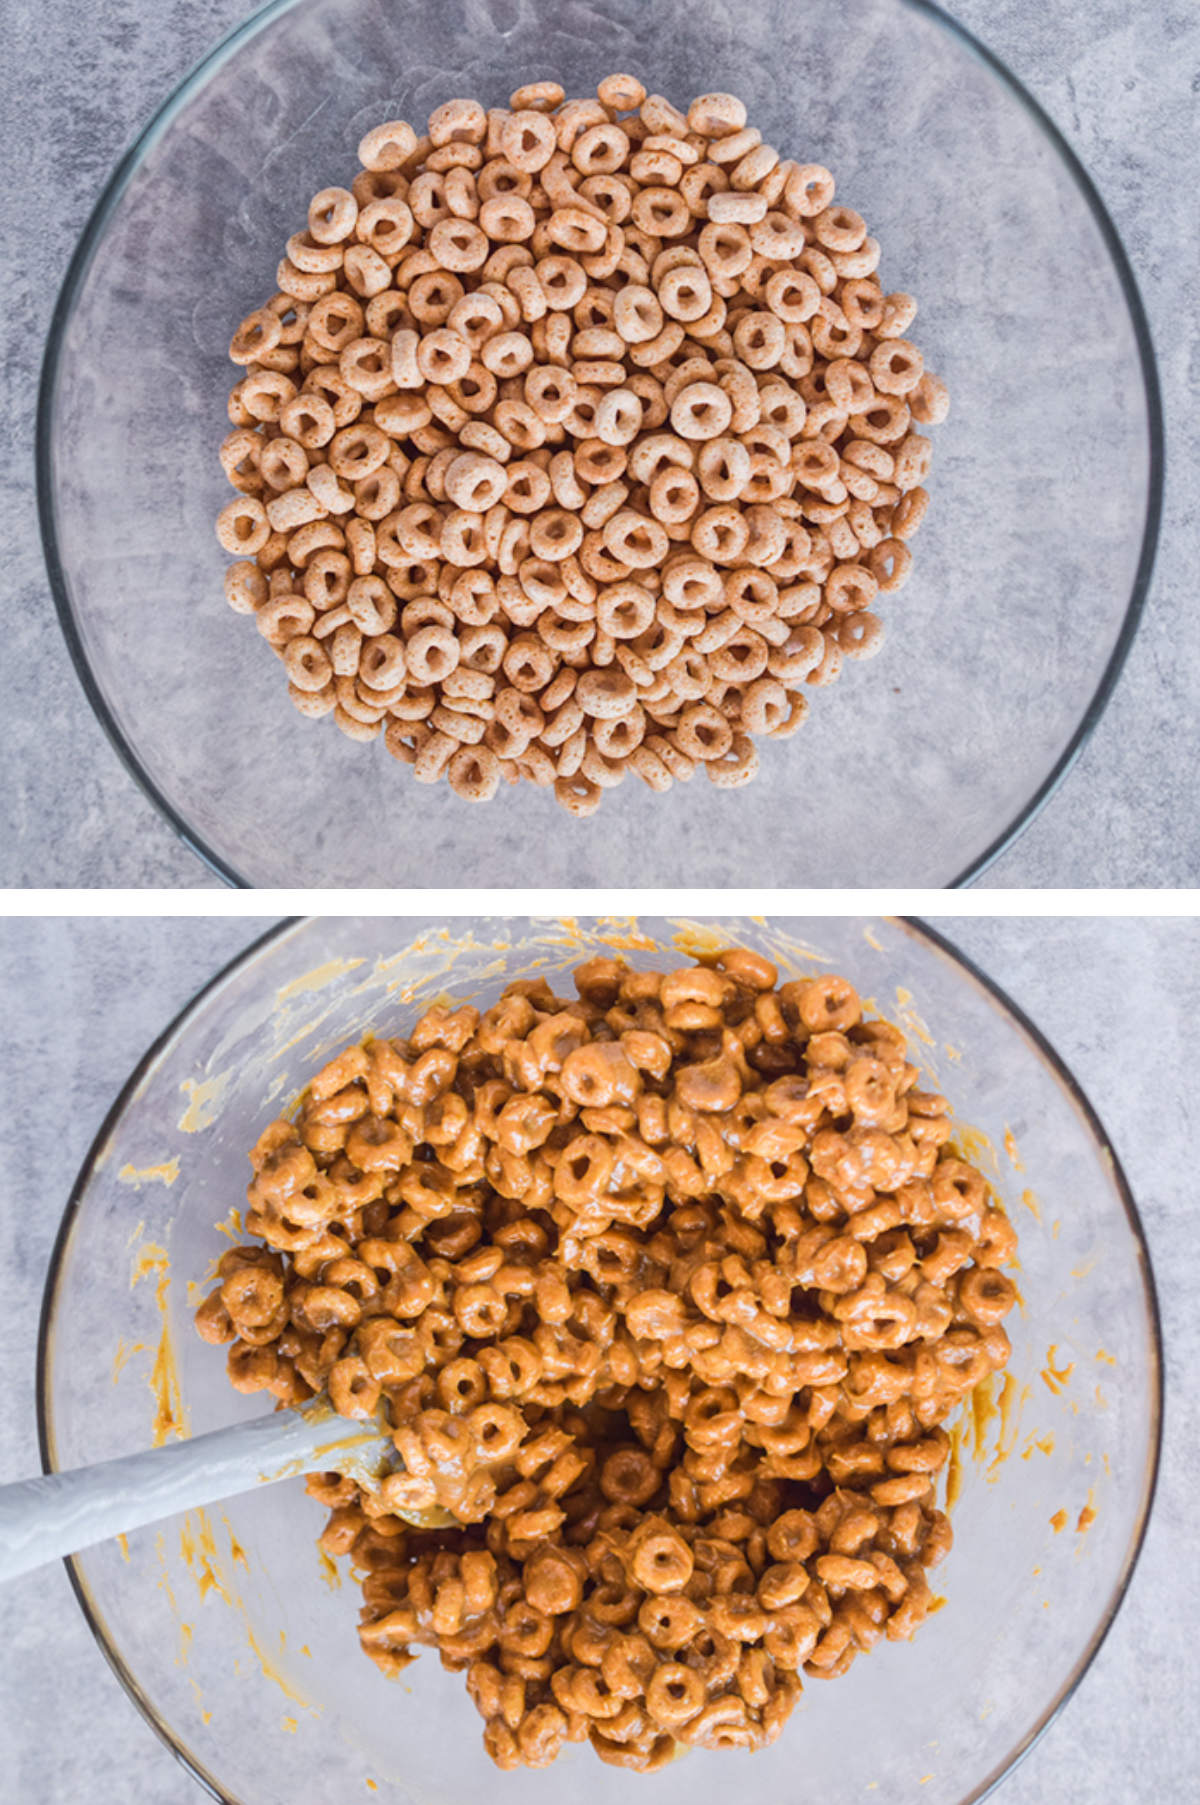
216 77 948 815
195 949 1015 1771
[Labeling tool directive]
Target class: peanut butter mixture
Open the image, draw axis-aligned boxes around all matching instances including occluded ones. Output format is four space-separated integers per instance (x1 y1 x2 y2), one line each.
196 949 1017 1769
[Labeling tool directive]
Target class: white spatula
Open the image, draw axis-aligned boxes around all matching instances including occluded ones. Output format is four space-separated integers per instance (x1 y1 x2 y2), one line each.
0 1392 429 1584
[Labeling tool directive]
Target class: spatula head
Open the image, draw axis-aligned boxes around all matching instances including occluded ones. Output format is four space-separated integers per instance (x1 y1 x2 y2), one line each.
292 1393 458 1528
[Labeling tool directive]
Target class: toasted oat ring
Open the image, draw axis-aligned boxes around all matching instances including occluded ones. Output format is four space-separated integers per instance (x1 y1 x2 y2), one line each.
307 186 359 245
554 773 603 816
706 190 767 225
406 623 461 685
612 284 664 344
710 624 770 683
284 227 343 274
576 668 638 719
910 372 950 426
229 307 283 366
632 185 691 238
428 217 489 271
546 205 609 254
893 433 933 492
868 539 914 592
806 631 843 688
447 744 501 801
415 327 471 385
444 451 508 511
597 581 657 639
288 681 335 718
358 632 407 688
477 329 531 381
278 392 336 448
328 421 390 480
412 728 456 780
814 204 867 251
501 109 557 171
592 708 646 758
338 336 394 397
509 80 565 112
787 163 836 216
282 635 333 692
724 566 779 628
503 632 555 692
357 119 418 171
836 611 885 660
841 278 885 331
571 122 631 175
223 560 267 614
768 623 825 683
740 675 790 733
706 124 761 168
733 311 786 371
692 436 749 503
333 704 381 742
307 291 365 351
346 574 397 636
428 96 487 146
892 488 929 540
697 220 753 281
526 258 581 316
648 465 700 525
529 508 584 563
525 364 578 424
670 382 733 442
793 439 841 491
593 387 644 448
215 495 270 555
658 264 713 323
849 394 912 447
823 561 878 618
870 338 925 397
275 256 338 301
825 358 876 414
477 194 536 242
219 427 265 494
257 593 314 648
691 503 748 564
597 72 646 111
750 210 807 260
356 196 415 256
238 368 297 423
628 744 673 791
687 91 748 138
704 728 759 787
602 510 669 571
675 702 733 761
440 507 490 565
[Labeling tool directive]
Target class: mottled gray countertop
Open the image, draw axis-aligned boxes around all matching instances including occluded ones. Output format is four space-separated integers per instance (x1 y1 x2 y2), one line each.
0 915 1196 1801
0 0 1196 888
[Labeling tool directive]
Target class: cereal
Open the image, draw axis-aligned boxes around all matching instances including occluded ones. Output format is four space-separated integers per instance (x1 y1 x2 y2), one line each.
216 82 948 809
197 952 1014 1772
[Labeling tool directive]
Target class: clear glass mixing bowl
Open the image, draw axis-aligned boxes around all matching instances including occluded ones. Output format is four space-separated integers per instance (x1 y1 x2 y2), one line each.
38 917 1161 1804
37 0 1161 887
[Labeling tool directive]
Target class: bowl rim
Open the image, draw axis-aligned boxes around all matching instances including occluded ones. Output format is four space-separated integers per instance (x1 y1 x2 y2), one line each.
36 914 1164 1805
35 0 1165 890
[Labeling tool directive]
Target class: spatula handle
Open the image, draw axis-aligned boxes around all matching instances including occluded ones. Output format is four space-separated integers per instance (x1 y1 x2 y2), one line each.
0 1409 361 1584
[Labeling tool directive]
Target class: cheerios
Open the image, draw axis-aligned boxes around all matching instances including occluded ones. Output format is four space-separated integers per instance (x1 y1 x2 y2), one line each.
197 951 1008 1770
216 81 946 807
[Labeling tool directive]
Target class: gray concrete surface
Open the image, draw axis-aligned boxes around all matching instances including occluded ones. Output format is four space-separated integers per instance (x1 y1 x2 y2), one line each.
0 0 1196 887
0 914 1196 1801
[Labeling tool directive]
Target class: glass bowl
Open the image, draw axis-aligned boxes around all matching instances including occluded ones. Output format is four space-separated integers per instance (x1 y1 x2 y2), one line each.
38 916 1161 1804
37 0 1161 887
